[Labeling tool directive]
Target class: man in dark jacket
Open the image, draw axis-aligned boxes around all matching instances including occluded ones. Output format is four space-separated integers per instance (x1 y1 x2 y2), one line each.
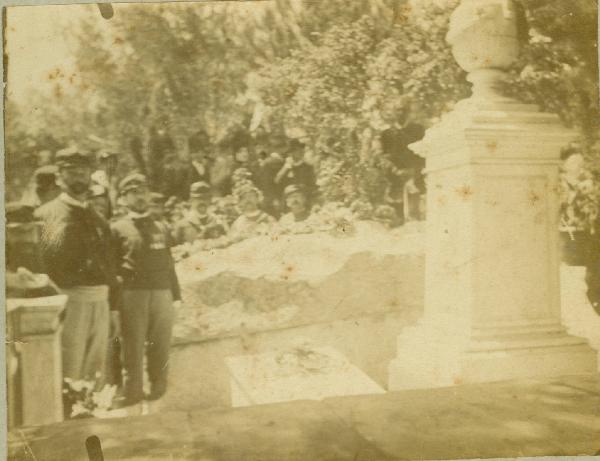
275 140 317 205
111 173 182 408
34 147 117 389
585 225 600 316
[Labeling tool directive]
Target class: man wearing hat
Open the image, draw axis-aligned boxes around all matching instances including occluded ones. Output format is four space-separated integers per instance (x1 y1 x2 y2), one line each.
22 164 61 208
34 146 117 392
110 173 181 409
229 180 275 241
279 184 311 228
274 139 317 203
173 181 228 245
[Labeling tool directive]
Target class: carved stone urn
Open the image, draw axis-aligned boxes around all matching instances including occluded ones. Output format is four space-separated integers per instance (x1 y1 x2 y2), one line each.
446 0 521 100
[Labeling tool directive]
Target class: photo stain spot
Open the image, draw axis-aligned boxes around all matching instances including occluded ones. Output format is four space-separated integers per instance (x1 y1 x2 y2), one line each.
486 140 497 151
53 84 63 99
455 185 473 200
47 68 65 81
529 191 540 205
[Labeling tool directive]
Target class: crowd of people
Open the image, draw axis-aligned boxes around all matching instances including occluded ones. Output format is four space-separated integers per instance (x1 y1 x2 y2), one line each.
5 135 427 417
21 139 426 255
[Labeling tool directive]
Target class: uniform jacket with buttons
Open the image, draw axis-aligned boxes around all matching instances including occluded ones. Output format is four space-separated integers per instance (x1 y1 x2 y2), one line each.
110 214 181 301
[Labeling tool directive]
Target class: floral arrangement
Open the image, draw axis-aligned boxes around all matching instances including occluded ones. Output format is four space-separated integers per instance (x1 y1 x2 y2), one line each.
62 378 116 419
559 153 599 236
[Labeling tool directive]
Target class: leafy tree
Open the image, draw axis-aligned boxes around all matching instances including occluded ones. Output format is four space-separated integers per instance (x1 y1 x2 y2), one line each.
504 0 598 144
5 0 597 208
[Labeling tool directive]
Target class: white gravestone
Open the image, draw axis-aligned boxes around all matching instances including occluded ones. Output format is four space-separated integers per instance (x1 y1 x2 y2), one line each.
226 344 385 407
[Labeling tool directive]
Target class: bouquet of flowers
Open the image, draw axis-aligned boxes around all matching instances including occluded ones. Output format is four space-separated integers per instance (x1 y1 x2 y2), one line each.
559 154 599 235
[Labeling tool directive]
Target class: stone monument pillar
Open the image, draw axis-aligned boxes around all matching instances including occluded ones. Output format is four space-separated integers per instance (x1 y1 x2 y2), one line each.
388 0 597 390
7 295 67 427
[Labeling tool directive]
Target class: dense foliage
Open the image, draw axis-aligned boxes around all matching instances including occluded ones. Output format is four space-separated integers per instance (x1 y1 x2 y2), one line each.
5 0 599 215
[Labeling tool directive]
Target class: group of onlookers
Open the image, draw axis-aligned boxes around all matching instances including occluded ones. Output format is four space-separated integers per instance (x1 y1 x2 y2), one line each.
8 140 321 416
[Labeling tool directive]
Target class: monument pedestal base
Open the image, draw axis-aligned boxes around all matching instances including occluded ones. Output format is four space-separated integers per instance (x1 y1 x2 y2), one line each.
388 321 597 390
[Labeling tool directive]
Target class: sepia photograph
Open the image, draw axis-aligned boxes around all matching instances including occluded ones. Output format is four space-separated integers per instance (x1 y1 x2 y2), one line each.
3 0 600 459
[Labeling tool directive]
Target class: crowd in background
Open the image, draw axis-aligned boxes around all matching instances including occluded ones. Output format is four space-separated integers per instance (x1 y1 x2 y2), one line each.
15 136 426 262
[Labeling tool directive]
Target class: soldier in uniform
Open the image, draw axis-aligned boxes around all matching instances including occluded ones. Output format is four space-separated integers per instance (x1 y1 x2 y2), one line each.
173 181 228 245
34 147 117 390
110 173 182 408
279 184 311 227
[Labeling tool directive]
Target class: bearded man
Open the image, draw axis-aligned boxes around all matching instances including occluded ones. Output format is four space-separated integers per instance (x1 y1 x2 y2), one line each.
34 146 116 389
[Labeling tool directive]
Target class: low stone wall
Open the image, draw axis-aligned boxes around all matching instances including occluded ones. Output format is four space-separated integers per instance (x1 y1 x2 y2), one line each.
173 221 425 343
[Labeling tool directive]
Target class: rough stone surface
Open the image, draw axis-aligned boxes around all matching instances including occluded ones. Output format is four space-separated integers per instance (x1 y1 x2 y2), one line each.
329 374 600 460
9 374 600 461
173 222 424 343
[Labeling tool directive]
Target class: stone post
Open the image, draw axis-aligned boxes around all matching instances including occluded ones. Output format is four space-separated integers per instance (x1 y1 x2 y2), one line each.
388 0 597 390
7 295 67 427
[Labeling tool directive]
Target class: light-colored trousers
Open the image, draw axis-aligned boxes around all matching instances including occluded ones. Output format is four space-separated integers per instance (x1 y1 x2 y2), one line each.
121 289 174 405
60 286 109 388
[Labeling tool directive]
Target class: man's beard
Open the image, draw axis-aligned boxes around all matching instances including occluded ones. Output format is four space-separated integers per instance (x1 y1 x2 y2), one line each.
67 181 89 196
